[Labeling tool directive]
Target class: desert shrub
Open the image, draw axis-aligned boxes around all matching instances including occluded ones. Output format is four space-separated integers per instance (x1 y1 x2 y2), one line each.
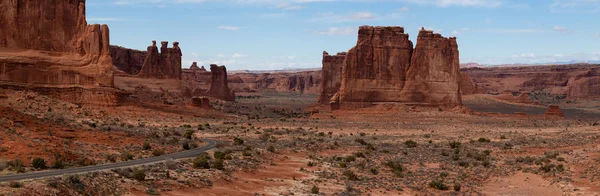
68 176 86 192
152 149 165 156
8 181 22 188
133 169 146 181
384 160 403 176
307 162 316 167
344 155 356 162
183 142 190 150
142 141 151 150
311 185 319 194
544 151 559 159
267 146 276 153
477 138 491 143
121 151 134 161
343 170 360 181
429 180 449 190
31 157 47 169
233 137 244 145
106 154 117 163
213 151 229 160
212 159 224 170
193 157 210 169
370 168 379 175
355 139 367 145
184 130 195 139
449 141 461 149
405 140 417 148
453 183 461 192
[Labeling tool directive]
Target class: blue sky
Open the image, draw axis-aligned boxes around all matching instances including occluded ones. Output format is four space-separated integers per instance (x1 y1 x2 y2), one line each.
87 0 600 70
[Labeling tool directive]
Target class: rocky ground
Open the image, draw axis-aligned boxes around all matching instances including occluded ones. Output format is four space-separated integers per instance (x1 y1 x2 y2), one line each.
0 90 599 195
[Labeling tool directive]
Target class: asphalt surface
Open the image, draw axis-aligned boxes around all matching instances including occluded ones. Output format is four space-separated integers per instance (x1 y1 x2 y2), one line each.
0 139 218 183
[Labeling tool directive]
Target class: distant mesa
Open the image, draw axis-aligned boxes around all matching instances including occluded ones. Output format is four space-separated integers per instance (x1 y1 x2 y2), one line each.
323 26 462 110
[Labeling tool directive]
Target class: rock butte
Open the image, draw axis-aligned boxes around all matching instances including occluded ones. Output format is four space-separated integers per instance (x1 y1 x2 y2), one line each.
319 51 346 103
207 64 235 101
328 26 461 109
0 0 121 106
137 41 182 80
545 105 565 118
110 45 147 75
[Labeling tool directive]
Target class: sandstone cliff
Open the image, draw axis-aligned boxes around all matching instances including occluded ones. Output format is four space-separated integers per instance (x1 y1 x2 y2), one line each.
319 51 345 103
0 0 119 106
332 26 461 108
399 28 461 106
338 26 414 104
110 45 147 75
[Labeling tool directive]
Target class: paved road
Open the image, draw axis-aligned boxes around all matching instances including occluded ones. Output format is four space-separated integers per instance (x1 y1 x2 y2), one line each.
0 139 218 183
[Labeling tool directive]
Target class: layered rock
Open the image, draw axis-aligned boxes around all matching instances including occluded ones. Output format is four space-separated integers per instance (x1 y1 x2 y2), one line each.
338 26 414 105
319 51 346 103
228 71 321 94
462 64 600 101
545 105 565 118
182 62 212 96
399 28 461 106
207 64 235 101
0 0 119 106
110 45 147 75
331 26 461 109
137 41 182 79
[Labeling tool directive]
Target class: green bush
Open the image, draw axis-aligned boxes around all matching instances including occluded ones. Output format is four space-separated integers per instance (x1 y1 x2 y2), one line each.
193 157 210 169
142 141 151 150
212 159 224 170
429 180 449 190
477 138 491 143
233 137 244 145
343 170 360 181
405 140 417 148
184 130 195 139
133 169 146 181
449 141 461 149
311 185 319 194
152 149 165 156
31 157 47 169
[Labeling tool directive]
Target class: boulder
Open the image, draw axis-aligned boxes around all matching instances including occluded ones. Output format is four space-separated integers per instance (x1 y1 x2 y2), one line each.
192 96 212 109
206 64 235 101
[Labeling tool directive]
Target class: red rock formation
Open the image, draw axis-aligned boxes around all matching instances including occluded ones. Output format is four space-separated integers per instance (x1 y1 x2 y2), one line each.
460 72 479 95
182 62 212 96
332 26 461 109
137 41 182 79
110 45 147 75
192 96 212 109
545 105 565 118
399 28 461 106
0 0 119 106
462 64 600 101
338 26 413 106
227 71 321 94
0 89 6 99
207 64 235 101
319 51 346 103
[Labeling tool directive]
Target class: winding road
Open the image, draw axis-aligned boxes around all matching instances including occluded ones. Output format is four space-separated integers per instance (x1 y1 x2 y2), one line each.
0 139 218 183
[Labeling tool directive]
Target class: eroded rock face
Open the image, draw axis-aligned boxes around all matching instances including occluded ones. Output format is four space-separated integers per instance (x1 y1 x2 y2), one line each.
137 41 182 79
110 45 147 75
192 96 212 109
319 51 346 103
0 0 119 106
545 105 565 118
333 26 461 108
460 72 479 95
400 28 461 106
463 64 600 101
338 26 414 105
207 64 235 101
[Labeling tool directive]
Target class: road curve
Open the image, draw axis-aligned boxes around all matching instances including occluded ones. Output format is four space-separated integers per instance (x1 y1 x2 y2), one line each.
0 139 218 183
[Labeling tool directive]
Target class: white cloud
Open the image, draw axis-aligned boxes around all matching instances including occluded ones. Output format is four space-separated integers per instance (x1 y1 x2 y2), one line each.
552 25 572 35
191 52 199 57
275 2 304 10
217 54 226 58
451 28 472 35
351 12 376 20
551 0 600 13
399 6 410 12
217 26 240 31
400 0 502 7
232 53 249 58
312 27 356 35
